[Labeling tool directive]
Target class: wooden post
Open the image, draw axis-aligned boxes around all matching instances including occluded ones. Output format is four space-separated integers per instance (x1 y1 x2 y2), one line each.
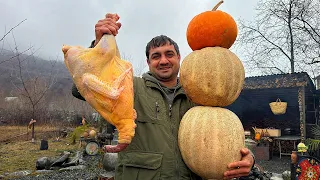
298 87 306 142
32 123 35 143
28 119 37 143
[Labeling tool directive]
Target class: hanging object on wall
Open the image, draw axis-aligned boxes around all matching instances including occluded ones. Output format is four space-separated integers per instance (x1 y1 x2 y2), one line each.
269 98 287 115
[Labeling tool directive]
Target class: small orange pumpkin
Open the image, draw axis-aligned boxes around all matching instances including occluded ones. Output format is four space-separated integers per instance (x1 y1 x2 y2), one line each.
186 0 238 50
255 132 261 141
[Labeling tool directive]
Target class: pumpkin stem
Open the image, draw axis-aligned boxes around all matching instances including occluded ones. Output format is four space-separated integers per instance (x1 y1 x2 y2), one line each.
212 0 224 11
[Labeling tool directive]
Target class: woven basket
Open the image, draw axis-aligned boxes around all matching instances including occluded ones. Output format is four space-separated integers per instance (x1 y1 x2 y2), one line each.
269 98 287 115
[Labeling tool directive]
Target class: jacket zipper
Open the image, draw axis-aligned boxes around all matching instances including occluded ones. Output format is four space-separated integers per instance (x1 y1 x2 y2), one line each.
155 102 159 119
169 104 180 179
153 82 180 179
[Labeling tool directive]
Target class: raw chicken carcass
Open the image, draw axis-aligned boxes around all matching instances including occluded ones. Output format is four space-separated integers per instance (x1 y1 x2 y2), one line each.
62 34 136 152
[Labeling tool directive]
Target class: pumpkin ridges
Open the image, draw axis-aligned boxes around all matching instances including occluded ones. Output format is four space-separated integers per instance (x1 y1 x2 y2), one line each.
234 58 245 101
216 49 230 98
182 108 198 168
225 50 245 101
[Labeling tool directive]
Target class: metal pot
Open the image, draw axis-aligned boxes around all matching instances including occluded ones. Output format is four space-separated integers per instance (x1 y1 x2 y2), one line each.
283 128 295 135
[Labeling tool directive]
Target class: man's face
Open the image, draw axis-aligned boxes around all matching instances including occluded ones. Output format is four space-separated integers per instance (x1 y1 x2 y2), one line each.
147 43 181 83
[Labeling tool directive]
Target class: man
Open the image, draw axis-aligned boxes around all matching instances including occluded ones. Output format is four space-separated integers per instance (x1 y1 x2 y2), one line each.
72 13 254 180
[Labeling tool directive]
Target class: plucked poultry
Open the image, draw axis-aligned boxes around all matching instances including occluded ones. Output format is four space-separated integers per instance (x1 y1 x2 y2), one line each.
62 34 136 152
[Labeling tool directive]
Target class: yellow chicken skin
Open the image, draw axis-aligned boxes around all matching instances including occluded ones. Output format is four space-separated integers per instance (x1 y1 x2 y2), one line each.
62 34 136 152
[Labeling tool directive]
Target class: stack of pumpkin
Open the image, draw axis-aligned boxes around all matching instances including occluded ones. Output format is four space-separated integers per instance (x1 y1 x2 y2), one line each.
178 1 246 179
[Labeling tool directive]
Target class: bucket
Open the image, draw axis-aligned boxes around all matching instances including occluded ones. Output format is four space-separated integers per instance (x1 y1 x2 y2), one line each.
40 140 48 150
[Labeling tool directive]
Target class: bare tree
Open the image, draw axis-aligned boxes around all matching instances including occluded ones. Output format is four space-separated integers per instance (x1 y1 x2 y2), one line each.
121 53 147 76
295 1 320 65
235 0 320 77
1 20 98 138
7 32 58 142
0 19 30 65
0 19 26 43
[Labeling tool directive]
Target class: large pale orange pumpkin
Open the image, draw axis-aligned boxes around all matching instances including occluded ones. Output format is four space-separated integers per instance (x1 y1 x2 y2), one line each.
178 106 245 179
179 47 245 107
186 0 238 50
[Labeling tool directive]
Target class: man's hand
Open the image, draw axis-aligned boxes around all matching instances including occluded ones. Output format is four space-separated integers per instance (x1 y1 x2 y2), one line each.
223 148 254 179
94 13 122 46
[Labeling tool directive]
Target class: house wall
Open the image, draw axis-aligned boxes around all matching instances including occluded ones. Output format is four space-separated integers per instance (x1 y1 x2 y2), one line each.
227 87 317 137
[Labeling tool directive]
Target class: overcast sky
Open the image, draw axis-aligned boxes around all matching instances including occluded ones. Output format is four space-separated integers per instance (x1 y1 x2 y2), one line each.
1 0 258 75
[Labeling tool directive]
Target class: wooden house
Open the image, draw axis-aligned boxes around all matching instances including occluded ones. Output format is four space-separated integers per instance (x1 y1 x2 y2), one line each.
227 72 320 141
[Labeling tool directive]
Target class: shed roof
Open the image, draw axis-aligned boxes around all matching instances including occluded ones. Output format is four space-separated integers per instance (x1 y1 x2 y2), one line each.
244 72 315 90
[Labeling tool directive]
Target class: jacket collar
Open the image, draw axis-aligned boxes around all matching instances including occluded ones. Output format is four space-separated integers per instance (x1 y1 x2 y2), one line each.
142 72 186 97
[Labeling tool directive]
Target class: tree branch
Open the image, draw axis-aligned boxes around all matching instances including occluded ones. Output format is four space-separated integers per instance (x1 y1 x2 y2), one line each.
0 19 27 42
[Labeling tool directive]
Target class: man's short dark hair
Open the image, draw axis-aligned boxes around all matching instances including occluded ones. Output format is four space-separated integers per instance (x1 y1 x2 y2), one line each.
145 35 180 59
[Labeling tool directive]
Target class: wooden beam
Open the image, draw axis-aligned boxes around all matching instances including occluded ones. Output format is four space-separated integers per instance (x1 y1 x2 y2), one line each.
298 86 306 142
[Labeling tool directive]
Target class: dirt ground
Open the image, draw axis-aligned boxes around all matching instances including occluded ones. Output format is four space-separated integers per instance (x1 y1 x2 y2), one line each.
255 155 291 174
0 125 79 175
0 125 292 177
